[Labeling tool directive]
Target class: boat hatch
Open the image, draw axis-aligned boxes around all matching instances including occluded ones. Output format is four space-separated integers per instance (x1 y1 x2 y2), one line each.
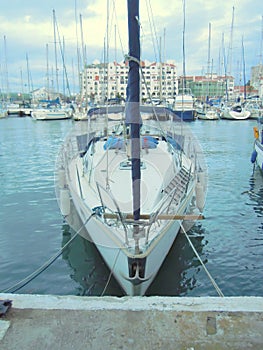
119 160 146 170
233 105 242 113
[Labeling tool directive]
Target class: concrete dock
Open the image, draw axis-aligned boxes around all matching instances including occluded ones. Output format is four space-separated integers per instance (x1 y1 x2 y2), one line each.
0 294 263 349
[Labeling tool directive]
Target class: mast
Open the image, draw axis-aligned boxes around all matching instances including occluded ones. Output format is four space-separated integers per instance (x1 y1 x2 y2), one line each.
163 28 166 101
159 36 162 100
53 11 71 98
74 0 82 97
26 53 31 95
259 16 263 82
53 9 59 94
206 22 211 101
20 68 24 100
3 35 10 101
182 0 186 91
228 6 234 77
126 0 141 221
241 36 246 100
46 44 50 100
221 32 228 101
80 13 88 109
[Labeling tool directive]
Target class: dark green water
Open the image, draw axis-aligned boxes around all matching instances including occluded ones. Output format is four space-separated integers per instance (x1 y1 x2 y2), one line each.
0 116 262 297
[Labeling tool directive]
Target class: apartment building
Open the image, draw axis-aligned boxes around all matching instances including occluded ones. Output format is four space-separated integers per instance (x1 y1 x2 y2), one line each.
179 74 235 101
79 59 243 104
250 64 263 98
80 60 178 104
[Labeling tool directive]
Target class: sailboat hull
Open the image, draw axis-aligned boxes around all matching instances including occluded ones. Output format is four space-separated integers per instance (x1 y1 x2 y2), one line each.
67 179 194 296
254 139 263 171
32 110 71 120
174 110 195 122
221 104 251 120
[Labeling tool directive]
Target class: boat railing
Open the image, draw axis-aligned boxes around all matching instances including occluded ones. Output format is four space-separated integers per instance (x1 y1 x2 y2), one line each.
93 160 198 249
94 165 191 247
61 117 201 162
95 181 129 246
56 118 206 246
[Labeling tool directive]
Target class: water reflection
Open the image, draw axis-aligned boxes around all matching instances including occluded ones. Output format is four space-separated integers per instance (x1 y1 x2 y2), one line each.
60 183 208 296
61 217 208 296
248 169 263 218
246 170 263 244
61 224 123 296
146 223 208 296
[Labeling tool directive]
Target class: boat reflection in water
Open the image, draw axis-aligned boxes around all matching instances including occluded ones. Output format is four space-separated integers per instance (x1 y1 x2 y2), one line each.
61 199 208 296
247 170 263 221
61 203 123 296
146 222 207 296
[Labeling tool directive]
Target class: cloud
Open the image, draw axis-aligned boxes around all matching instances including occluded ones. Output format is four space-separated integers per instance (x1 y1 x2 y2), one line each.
0 0 262 93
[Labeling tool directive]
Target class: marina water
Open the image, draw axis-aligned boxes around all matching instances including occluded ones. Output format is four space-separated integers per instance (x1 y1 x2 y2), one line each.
0 116 262 297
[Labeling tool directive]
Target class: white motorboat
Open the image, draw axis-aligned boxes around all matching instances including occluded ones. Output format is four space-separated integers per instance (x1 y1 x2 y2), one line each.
31 106 72 120
174 88 195 122
198 108 219 120
73 111 89 121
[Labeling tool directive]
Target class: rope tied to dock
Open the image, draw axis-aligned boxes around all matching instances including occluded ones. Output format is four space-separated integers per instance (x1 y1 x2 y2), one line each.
0 212 95 294
180 223 224 297
100 249 121 297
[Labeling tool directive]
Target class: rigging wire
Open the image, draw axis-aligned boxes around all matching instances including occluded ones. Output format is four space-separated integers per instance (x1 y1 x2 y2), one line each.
54 11 72 97
182 0 186 85
145 0 158 62
180 223 225 297
112 0 125 57
99 0 125 66
1 213 95 294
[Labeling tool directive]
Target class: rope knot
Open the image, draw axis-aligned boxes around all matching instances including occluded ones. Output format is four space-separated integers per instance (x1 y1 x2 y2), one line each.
124 54 140 66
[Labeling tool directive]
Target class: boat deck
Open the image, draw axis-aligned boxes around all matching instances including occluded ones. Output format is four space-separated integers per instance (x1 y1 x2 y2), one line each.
88 137 174 213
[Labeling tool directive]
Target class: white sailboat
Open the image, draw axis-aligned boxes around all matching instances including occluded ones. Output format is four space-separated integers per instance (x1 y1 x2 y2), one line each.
197 23 219 121
55 0 207 296
221 102 250 120
0 105 8 118
31 107 71 120
31 98 72 120
197 104 219 120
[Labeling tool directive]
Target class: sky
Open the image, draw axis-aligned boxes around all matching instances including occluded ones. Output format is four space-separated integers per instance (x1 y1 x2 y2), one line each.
0 0 262 95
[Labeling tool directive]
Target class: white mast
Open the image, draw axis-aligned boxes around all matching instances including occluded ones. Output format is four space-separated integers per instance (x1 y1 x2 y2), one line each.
46 44 50 99
3 35 10 101
53 9 59 93
227 6 235 77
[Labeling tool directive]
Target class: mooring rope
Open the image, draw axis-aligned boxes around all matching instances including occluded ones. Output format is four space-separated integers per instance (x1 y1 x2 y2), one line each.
180 223 225 297
1 213 95 294
100 248 121 296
